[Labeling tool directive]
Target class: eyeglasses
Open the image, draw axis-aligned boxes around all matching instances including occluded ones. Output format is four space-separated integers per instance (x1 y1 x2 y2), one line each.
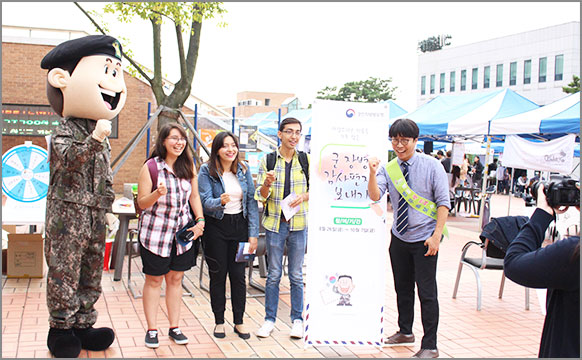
167 136 187 143
390 138 412 146
281 129 302 136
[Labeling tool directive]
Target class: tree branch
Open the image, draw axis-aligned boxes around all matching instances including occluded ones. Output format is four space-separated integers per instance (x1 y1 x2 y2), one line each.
175 23 187 82
168 7 202 108
74 2 152 83
150 16 165 104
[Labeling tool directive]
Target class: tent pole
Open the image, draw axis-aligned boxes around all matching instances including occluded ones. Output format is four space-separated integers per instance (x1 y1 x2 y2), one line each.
507 167 515 216
478 135 492 230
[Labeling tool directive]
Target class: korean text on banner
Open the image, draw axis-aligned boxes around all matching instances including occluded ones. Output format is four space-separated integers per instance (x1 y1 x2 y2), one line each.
304 100 389 347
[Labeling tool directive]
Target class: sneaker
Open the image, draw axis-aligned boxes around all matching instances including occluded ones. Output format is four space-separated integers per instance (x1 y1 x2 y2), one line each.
255 320 275 338
168 327 188 345
289 319 303 339
384 331 415 346
145 330 159 348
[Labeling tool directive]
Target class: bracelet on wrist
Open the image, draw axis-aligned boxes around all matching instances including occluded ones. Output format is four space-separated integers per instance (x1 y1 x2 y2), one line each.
196 218 205 223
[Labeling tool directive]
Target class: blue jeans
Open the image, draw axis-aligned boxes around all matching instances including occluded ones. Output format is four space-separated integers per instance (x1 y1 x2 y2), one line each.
264 221 306 323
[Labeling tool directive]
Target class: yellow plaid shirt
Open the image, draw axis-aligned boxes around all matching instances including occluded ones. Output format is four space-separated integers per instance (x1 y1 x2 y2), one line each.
254 149 309 233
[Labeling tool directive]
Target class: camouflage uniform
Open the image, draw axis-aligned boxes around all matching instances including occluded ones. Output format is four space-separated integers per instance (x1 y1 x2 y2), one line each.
45 117 115 329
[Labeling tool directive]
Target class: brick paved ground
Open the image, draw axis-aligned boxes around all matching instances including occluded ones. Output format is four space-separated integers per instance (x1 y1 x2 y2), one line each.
2 194 549 358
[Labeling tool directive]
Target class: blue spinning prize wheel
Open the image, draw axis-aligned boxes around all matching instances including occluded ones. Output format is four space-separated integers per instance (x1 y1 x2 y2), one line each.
2 144 50 203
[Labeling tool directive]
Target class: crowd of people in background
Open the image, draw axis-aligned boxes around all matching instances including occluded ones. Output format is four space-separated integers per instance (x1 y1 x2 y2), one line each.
433 149 533 198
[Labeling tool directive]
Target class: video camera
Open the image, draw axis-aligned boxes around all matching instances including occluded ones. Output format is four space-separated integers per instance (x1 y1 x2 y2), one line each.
529 176 580 208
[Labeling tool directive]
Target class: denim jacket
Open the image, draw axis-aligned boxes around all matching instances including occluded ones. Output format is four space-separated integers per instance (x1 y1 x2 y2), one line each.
198 162 259 238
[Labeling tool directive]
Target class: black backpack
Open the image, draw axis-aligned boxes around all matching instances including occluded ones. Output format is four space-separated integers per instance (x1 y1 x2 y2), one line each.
263 150 309 216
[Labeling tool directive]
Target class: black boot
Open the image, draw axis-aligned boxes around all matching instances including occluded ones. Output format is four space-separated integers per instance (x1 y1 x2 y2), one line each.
47 327 82 358
73 326 115 351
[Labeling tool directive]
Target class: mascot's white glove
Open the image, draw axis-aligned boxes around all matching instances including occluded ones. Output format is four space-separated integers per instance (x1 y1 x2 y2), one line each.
92 119 112 142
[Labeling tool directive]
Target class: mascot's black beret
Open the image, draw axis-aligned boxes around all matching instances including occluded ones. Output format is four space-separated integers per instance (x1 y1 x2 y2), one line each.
41 35 123 70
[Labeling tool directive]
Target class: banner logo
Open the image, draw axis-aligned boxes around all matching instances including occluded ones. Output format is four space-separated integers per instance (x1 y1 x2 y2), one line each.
346 109 355 118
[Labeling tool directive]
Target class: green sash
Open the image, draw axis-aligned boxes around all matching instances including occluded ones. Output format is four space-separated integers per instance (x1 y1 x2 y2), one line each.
385 158 449 240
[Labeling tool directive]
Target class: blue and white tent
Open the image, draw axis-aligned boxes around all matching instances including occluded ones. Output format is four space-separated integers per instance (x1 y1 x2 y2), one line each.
379 99 408 120
243 111 279 136
405 88 539 141
490 92 580 136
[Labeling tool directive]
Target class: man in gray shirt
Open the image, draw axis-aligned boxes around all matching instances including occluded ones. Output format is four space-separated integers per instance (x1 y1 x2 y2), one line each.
368 118 450 358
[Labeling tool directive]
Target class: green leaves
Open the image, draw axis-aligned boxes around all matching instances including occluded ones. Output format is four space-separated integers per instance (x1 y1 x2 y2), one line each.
316 77 397 103
102 2 226 28
562 75 580 94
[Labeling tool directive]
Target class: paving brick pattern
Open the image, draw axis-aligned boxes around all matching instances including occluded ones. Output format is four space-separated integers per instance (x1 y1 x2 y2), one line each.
2 194 547 358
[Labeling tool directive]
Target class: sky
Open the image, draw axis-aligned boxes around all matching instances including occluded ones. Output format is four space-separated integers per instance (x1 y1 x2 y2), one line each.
2 2 580 112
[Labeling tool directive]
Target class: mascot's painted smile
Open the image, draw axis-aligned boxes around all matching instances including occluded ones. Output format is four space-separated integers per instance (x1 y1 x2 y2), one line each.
100 86 121 110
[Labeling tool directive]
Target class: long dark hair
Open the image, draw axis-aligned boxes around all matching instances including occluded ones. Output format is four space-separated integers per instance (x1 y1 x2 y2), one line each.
451 165 461 187
207 131 246 178
149 123 194 180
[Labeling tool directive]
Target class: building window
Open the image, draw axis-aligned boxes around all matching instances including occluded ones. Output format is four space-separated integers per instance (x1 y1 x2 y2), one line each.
483 66 490 89
440 73 445 93
430 74 435 94
461 70 467 91
471 68 478 90
264 98 270 106
421 76 426 95
510 62 517 86
496 64 503 87
524 59 531 84
539 57 547 83
555 54 564 81
450 71 456 92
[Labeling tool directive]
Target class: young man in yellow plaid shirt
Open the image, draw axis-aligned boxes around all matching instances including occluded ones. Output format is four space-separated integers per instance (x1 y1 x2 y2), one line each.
254 118 309 339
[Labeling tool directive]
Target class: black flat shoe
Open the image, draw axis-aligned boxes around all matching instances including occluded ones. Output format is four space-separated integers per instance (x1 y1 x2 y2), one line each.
234 325 251 340
213 324 226 339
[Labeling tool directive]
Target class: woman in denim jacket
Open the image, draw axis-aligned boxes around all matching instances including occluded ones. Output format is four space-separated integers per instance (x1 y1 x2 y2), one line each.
198 131 259 340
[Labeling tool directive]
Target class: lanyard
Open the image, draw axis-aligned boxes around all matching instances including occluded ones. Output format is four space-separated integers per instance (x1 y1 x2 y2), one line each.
385 158 448 240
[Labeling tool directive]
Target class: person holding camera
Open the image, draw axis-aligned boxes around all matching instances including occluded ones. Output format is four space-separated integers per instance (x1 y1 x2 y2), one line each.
504 183 580 358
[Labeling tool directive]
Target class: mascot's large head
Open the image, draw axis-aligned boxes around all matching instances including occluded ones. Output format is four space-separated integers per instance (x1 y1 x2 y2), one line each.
41 35 127 121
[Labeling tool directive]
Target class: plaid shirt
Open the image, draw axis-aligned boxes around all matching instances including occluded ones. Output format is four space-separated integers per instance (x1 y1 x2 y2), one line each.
138 157 193 257
254 149 309 233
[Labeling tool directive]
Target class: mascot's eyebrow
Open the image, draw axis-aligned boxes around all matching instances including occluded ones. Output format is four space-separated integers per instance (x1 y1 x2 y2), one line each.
105 58 122 67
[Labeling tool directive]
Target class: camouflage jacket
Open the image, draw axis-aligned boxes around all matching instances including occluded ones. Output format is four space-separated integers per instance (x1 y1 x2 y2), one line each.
47 117 115 210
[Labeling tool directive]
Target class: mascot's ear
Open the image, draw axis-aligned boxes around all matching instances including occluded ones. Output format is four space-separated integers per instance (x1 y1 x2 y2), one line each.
47 68 70 89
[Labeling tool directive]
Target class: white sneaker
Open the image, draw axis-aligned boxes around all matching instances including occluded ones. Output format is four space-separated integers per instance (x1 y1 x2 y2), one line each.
256 320 275 338
289 319 303 339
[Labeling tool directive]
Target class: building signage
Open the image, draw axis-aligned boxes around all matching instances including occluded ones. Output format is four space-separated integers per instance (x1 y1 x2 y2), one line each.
2 104 118 138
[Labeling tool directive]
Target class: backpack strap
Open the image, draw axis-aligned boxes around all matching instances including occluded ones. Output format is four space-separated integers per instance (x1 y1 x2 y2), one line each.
297 151 309 190
146 158 158 191
266 151 277 172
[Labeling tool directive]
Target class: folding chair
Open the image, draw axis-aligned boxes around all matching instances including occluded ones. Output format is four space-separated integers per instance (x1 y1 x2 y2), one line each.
452 215 531 311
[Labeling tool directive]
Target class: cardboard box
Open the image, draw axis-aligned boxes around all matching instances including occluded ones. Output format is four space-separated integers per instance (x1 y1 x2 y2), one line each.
7 234 44 278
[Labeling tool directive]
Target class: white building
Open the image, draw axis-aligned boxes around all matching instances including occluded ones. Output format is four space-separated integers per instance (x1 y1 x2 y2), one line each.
417 21 580 106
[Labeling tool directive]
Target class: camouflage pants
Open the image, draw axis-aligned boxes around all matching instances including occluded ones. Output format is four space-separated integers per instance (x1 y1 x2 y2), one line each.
45 200 107 329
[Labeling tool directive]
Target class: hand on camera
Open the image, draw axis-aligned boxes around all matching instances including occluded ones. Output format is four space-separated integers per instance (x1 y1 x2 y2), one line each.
536 184 569 216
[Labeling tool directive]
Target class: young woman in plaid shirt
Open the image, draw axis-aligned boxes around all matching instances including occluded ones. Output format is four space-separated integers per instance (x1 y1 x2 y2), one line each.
136 123 205 348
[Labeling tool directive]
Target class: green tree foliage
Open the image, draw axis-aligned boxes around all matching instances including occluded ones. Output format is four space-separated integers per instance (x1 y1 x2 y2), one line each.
562 75 580 94
418 34 451 53
316 77 397 103
76 2 226 128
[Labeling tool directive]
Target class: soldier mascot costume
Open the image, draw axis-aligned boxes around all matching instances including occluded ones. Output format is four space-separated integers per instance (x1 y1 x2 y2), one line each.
40 35 127 358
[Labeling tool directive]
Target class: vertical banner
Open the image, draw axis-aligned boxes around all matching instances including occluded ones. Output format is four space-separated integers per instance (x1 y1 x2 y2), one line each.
304 100 389 347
